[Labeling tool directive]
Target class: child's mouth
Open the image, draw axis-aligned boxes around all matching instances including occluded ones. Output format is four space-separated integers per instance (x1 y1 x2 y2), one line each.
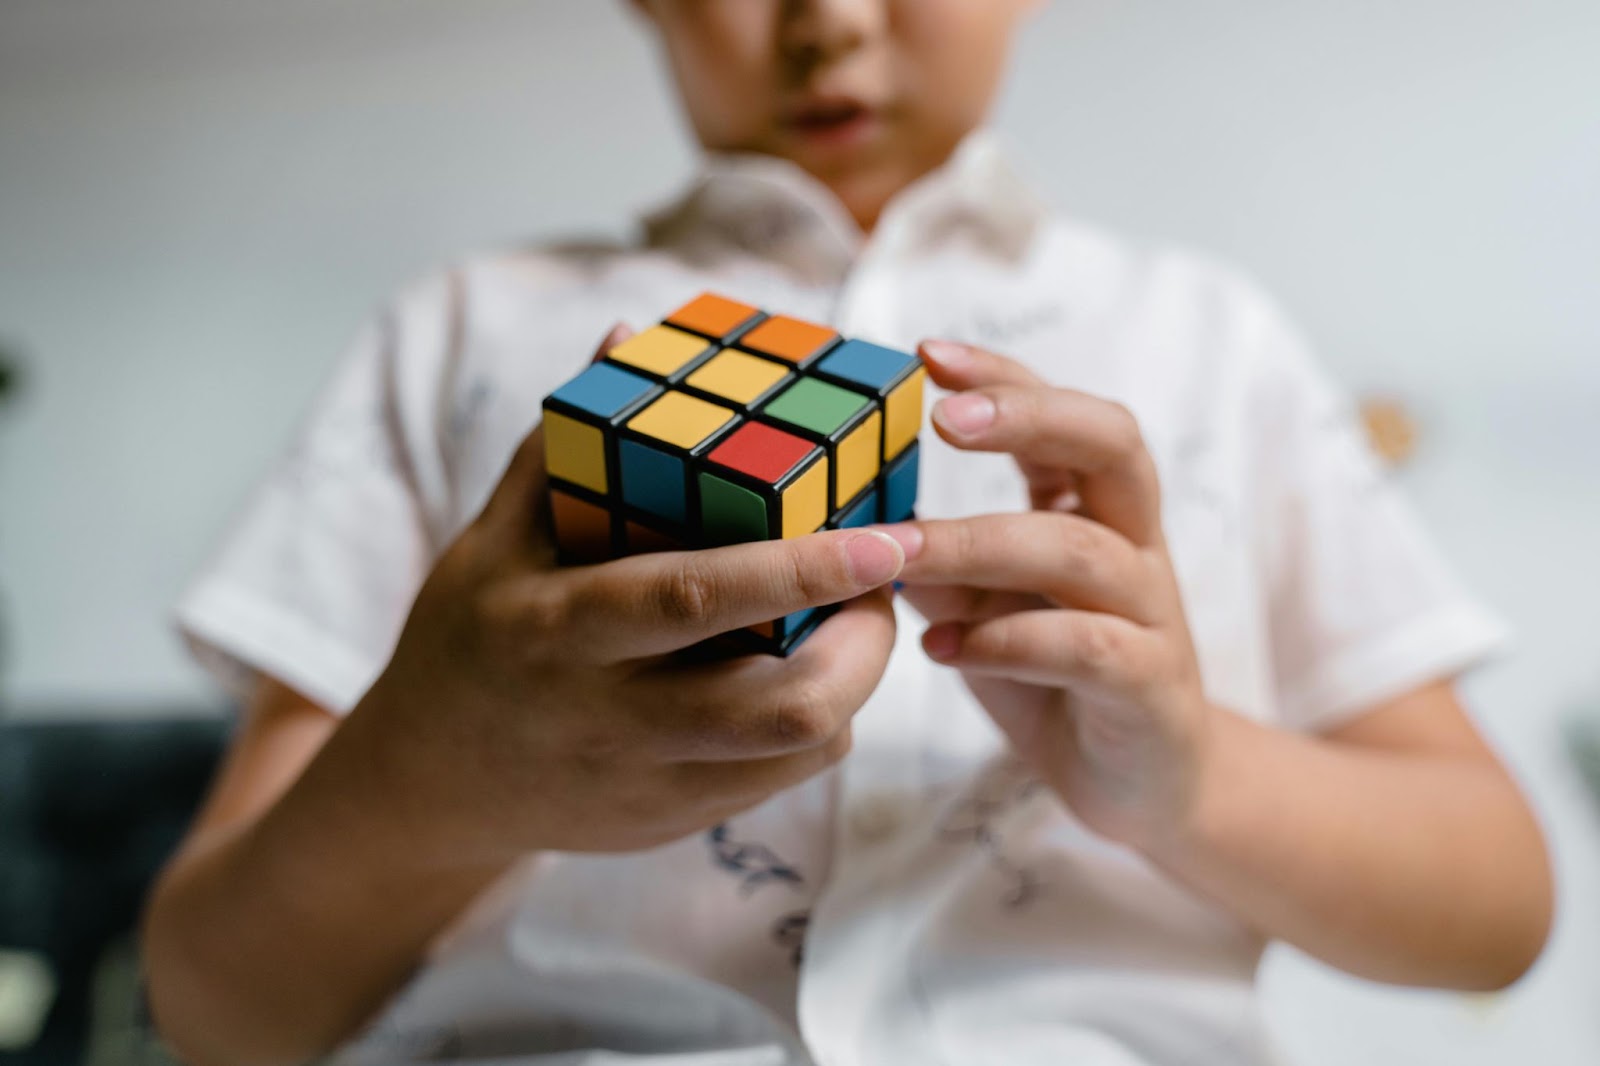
785 98 881 147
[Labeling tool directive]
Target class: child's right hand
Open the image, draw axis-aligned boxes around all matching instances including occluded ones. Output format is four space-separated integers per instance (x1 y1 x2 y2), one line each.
348 367 906 867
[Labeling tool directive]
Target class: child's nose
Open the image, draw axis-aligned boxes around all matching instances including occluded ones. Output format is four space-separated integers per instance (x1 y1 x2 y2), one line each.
780 0 888 64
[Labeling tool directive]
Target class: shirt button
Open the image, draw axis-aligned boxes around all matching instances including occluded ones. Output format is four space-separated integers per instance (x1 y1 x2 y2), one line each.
849 793 911 842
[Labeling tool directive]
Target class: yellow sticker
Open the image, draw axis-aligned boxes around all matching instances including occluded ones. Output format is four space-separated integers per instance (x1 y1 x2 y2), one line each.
627 390 738 451
544 411 608 494
607 325 712 377
883 365 926 461
834 408 882 507
686 349 790 405
781 456 829 539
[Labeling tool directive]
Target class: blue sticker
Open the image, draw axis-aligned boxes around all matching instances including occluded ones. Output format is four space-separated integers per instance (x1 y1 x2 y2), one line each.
550 362 657 419
620 439 687 523
883 441 920 523
837 488 879 529
816 339 916 392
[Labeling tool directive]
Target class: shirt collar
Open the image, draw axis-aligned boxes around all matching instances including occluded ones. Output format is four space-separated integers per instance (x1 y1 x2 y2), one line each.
641 129 1050 281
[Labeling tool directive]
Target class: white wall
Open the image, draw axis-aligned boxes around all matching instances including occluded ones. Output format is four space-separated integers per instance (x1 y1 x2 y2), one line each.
1 1 1597 1063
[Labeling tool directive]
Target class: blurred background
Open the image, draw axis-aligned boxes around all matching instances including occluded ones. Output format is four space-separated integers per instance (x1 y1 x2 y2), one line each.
1 0 1597 1062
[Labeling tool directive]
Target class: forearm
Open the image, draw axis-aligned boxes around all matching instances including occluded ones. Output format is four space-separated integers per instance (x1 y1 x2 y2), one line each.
1146 707 1551 990
142 694 511 1066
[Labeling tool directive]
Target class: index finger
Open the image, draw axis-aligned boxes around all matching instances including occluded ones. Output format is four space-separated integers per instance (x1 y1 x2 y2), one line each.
918 339 1164 546
558 528 906 660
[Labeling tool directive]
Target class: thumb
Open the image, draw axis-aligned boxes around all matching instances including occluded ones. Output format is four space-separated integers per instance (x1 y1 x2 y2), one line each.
479 321 635 539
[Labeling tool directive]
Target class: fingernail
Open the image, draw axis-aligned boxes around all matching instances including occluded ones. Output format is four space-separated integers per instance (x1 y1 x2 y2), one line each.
920 339 972 369
922 623 963 661
869 523 924 561
934 393 996 438
846 530 905 586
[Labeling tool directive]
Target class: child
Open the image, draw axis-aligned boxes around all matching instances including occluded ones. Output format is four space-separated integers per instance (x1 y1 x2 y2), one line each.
142 2 1552 1064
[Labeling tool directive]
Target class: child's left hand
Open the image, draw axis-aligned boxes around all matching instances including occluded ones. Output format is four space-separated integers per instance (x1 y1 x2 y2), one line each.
877 339 1215 851
875 341 1551 988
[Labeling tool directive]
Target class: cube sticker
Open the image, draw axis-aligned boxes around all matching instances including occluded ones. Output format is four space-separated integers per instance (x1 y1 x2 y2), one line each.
737 314 840 368
605 325 717 382
684 348 794 411
665 293 764 341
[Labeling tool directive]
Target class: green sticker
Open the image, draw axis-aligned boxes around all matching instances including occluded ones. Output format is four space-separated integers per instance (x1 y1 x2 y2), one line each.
699 473 770 545
763 377 869 438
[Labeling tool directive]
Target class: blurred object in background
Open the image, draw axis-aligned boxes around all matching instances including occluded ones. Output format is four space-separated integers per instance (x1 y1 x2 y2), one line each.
0 336 22 711
1566 695 1600 815
0 716 225 1066
1359 394 1421 468
0 342 20 410
0 951 54 1055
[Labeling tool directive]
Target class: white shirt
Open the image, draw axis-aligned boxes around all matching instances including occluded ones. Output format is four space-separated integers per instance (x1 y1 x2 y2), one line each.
176 132 1505 1066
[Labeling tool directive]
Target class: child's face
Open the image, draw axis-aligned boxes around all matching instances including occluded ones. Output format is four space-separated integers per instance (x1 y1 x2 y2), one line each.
634 0 1039 228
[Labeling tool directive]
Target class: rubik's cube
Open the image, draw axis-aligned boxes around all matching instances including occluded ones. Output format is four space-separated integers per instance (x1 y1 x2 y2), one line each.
542 292 925 655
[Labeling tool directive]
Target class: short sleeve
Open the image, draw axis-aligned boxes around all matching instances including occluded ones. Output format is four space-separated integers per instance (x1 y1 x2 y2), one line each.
1244 299 1509 732
174 282 452 714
